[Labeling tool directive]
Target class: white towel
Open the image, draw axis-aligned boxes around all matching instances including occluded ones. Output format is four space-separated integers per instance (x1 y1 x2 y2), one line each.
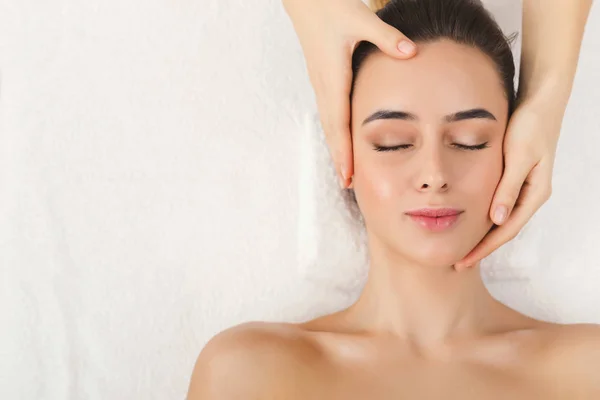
297 112 369 292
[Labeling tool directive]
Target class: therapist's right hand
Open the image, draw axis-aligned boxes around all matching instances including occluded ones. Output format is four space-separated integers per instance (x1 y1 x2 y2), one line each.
282 0 417 188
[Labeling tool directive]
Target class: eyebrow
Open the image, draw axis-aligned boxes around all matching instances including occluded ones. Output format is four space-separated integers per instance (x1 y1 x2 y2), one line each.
361 108 497 126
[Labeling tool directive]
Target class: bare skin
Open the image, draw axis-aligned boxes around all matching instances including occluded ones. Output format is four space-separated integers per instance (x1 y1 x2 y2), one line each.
292 309 598 399
188 6 598 399
282 0 593 268
188 313 600 399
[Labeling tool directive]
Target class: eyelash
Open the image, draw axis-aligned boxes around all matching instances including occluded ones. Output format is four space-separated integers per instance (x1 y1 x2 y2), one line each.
373 142 489 152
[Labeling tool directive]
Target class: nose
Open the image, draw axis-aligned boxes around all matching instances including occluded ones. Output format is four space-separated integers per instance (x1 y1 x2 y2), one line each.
415 144 449 193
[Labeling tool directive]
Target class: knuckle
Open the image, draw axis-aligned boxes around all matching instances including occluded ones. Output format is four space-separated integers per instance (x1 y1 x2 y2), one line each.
386 31 403 46
504 192 519 206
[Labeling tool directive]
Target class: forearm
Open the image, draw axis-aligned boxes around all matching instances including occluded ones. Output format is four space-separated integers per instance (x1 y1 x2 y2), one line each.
519 0 593 110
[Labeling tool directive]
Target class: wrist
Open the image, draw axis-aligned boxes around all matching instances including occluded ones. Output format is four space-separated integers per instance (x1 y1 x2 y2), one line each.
517 71 573 112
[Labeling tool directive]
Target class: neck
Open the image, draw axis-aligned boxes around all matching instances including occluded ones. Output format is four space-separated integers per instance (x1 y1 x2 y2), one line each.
342 237 508 349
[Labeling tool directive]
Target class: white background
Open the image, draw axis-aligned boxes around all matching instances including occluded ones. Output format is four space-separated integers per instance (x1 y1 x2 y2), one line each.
1 0 598 398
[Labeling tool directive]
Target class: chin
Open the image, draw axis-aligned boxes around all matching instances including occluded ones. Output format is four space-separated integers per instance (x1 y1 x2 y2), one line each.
418 256 463 269
408 246 471 268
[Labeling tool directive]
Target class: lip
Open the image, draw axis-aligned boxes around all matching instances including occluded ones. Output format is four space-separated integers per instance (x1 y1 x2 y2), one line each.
405 208 463 217
405 208 464 232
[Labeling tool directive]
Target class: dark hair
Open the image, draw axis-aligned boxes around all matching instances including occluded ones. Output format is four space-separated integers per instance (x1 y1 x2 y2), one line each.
351 0 517 116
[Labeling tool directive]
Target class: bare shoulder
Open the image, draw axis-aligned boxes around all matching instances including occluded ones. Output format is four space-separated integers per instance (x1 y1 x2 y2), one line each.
540 322 600 396
186 321 323 400
543 322 600 361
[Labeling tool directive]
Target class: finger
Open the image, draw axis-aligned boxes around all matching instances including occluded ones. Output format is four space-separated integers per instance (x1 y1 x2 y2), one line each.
323 117 353 188
318 55 354 187
489 151 534 225
360 12 417 58
455 182 548 268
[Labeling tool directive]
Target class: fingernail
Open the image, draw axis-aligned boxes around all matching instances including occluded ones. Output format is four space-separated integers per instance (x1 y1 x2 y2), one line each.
340 164 349 180
494 205 507 224
338 167 346 188
398 40 415 55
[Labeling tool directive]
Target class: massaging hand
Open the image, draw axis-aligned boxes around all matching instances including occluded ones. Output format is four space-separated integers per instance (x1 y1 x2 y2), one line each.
284 0 566 269
454 99 563 269
282 0 417 186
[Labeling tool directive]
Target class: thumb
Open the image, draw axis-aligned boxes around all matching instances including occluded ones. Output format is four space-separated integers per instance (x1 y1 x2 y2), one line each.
362 15 417 58
490 160 530 225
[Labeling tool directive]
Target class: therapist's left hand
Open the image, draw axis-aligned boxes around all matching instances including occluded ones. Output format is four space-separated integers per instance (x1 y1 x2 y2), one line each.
454 98 565 269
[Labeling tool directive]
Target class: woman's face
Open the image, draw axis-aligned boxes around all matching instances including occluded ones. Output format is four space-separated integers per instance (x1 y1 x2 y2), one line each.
350 39 509 267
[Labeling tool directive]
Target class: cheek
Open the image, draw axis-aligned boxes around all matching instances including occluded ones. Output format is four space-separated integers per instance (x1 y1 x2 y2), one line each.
353 163 391 210
462 151 504 209
352 148 411 218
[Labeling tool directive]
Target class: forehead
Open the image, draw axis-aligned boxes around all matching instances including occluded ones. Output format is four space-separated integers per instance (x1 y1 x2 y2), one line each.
352 40 509 123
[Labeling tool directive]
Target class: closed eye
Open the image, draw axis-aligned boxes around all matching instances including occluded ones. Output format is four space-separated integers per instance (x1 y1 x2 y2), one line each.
373 142 489 152
453 142 489 150
373 144 412 152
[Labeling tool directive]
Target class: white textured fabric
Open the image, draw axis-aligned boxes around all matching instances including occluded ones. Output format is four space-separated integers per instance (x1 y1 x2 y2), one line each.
0 0 599 399
297 112 369 292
